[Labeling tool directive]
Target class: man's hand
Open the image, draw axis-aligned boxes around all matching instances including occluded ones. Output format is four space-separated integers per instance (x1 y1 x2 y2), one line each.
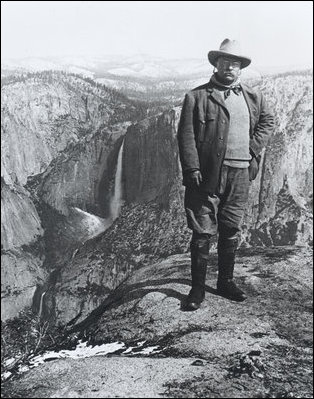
186 170 203 187
248 156 259 181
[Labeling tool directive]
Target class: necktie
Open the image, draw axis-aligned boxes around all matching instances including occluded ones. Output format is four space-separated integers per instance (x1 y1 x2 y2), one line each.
224 85 242 99
210 74 242 99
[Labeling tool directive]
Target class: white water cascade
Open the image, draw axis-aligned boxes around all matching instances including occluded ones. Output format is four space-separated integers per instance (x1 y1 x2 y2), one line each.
109 139 125 221
71 207 109 243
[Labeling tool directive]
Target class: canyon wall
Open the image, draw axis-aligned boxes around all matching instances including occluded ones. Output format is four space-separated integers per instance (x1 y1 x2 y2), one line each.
243 73 313 246
1 72 145 319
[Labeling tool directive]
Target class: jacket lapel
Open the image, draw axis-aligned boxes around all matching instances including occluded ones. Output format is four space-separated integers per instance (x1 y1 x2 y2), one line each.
206 84 229 115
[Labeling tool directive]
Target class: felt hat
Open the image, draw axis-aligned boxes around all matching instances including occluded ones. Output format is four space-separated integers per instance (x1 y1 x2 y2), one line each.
208 39 251 69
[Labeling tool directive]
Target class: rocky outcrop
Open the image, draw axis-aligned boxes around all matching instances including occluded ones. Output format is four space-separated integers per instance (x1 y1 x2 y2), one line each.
3 247 313 398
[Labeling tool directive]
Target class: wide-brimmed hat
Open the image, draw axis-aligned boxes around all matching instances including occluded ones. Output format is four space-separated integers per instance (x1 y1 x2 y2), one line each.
208 39 251 69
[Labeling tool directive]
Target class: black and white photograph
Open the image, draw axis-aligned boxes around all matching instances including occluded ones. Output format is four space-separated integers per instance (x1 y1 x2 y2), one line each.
1 1 313 398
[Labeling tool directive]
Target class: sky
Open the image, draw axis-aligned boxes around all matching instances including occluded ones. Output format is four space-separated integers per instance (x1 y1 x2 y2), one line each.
1 1 313 68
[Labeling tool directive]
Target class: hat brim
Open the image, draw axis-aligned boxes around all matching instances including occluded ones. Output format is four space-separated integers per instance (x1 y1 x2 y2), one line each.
208 50 251 69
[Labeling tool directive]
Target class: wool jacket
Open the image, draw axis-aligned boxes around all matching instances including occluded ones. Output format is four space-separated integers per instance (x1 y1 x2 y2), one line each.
177 80 275 194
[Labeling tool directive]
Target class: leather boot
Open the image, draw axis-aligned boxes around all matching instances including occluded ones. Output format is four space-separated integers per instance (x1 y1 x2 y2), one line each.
185 237 209 311
217 236 247 302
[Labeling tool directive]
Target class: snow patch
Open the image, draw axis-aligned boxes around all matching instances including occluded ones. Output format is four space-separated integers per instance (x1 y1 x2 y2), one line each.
1 340 162 382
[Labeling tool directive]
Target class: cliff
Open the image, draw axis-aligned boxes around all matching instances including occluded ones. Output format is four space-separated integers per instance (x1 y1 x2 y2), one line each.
1 179 46 319
124 109 180 204
1 72 143 186
244 73 313 246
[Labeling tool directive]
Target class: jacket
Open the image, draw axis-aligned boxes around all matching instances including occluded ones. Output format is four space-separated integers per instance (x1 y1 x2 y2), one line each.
177 80 275 194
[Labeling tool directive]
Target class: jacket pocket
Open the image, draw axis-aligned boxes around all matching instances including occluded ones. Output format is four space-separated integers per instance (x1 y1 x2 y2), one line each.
197 117 216 143
204 117 216 142
197 119 206 142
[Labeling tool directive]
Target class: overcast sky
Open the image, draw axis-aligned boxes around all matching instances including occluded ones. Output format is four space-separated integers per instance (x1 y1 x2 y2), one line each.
1 1 313 68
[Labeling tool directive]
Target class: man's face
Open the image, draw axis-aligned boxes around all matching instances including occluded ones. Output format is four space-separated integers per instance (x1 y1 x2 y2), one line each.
216 56 241 84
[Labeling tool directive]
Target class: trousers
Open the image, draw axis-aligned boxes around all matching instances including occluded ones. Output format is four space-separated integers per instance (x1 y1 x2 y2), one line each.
184 165 250 244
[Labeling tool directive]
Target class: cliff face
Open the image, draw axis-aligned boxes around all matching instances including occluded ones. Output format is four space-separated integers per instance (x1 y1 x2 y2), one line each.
1 72 146 320
1 73 130 186
123 109 180 204
1 180 46 320
243 73 313 246
1 180 43 250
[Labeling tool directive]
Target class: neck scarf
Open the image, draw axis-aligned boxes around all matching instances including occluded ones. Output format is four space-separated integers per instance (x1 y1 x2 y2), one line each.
210 74 242 99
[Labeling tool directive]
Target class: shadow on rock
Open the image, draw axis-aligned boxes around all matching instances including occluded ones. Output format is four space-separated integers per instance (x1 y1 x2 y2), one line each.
68 277 219 332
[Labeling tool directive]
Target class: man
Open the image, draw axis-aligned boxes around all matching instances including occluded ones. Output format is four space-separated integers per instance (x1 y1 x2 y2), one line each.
177 38 274 311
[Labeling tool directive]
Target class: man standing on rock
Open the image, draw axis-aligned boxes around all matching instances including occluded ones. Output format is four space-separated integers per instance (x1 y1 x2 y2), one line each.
177 39 274 310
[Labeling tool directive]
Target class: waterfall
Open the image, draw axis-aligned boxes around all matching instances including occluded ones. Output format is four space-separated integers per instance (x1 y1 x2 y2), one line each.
38 291 46 319
110 139 125 221
67 139 125 243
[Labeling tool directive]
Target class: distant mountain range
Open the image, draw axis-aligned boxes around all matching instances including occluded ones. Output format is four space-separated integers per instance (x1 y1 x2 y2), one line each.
2 54 311 81
3 55 312 103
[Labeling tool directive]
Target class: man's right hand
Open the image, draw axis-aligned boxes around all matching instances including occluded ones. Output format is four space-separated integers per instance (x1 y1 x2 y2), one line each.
248 156 259 181
186 170 203 187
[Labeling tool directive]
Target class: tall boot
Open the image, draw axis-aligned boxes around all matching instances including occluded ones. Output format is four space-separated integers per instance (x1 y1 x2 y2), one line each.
217 236 247 302
185 238 209 311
